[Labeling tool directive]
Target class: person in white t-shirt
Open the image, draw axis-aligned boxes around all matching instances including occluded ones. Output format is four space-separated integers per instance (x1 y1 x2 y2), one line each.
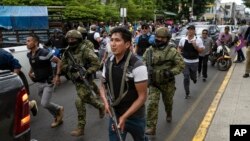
178 25 205 99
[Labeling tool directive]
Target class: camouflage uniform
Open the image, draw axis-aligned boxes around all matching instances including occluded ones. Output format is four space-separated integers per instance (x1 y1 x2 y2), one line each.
61 36 103 131
143 33 184 131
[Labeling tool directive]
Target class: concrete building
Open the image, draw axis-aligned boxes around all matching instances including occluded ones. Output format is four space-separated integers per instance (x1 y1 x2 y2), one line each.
202 0 221 23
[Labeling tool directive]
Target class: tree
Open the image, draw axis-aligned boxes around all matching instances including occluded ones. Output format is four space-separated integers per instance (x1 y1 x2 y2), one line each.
243 0 250 8
0 0 217 23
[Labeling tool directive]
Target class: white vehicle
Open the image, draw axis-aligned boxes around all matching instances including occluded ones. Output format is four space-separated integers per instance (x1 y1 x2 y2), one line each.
2 43 44 85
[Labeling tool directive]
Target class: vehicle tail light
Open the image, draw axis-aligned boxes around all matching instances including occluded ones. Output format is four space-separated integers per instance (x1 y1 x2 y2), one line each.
14 87 30 136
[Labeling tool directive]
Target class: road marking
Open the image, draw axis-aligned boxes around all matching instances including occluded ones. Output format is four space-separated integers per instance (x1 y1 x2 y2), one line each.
192 63 236 141
165 70 220 141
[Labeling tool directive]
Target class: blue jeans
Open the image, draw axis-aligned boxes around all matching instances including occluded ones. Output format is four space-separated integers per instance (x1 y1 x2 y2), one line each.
108 116 148 141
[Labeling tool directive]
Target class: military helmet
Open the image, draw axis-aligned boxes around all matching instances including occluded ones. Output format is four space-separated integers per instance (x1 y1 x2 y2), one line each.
65 30 82 39
77 26 87 34
155 27 171 39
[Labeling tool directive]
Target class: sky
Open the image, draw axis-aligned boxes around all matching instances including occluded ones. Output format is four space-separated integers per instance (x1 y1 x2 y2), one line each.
221 0 243 5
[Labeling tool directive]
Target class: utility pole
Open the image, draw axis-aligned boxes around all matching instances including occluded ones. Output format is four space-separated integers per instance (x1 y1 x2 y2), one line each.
191 0 194 21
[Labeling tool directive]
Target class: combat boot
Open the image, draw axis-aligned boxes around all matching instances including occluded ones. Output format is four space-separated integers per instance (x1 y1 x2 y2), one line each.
166 111 172 123
70 128 84 136
51 106 64 128
145 128 156 135
57 106 64 122
51 117 63 128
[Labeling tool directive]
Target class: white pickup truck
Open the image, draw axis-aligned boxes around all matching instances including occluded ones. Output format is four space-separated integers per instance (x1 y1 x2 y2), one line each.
2 44 44 85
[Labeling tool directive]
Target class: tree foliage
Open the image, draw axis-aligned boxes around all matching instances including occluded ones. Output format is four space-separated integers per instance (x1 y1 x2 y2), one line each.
0 0 216 23
243 0 250 8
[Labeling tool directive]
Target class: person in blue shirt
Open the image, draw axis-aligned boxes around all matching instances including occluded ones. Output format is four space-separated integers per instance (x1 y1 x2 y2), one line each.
0 48 38 116
134 23 155 59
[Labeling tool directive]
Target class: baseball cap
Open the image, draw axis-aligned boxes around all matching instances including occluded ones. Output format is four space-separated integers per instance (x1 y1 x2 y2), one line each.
187 25 195 30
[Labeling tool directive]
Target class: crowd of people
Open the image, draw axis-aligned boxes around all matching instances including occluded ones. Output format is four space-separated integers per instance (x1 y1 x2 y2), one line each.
1 19 250 141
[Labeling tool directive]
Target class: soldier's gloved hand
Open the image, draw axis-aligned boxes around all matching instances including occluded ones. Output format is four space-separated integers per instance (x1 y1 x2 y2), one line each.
68 66 78 72
164 70 174 78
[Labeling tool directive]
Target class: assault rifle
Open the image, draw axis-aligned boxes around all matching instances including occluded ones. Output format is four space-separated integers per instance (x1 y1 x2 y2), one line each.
66 51 96 96
105 84 123 141
146 49 153 86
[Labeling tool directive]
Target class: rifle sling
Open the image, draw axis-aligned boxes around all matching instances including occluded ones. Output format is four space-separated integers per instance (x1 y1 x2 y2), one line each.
108 51 132 106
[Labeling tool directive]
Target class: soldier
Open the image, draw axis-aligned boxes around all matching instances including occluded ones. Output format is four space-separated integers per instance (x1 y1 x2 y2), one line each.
77 26 102 97
143 27 184 135
61 30 104 136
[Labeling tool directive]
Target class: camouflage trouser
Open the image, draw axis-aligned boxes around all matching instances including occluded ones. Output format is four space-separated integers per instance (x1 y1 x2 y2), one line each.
146 81 176 128
75 82 104 129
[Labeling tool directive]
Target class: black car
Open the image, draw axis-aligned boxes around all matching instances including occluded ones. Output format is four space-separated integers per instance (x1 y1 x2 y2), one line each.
173 24 220 45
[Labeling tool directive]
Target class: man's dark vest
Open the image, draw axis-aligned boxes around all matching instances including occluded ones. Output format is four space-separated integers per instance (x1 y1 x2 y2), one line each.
87 32 100 50
27 48 53 82
137 35 151 56
182 40 199 59
104 52 145 117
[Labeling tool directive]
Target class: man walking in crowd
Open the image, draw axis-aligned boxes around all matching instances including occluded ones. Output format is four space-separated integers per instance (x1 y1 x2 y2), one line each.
178 25 204 99
26 34 64 127
198 29 213 82
87 24 102 51
99 27 148 141
134 23 155 59
243 23 250 78
61 30 104 137
235 20 248 63
143 27 184 135
0 48 38 116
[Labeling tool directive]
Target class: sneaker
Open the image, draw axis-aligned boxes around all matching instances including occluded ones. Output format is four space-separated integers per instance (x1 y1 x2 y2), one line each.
185 93 191 99
234 60 241 63
99 106 105 119
29 100 38 116
145 128 156 135
243 74 249 78
192 79 197 84
70 128 84 136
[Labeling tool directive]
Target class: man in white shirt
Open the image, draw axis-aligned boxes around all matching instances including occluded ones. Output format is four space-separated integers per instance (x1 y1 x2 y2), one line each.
178 25 204 99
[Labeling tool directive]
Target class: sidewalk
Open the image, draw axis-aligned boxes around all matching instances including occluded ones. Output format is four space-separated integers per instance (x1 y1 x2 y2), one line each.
204 60 250 141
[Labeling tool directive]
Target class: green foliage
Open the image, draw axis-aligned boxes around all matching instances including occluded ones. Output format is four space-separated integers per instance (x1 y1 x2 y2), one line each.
0 0 217 23
243 0 250 8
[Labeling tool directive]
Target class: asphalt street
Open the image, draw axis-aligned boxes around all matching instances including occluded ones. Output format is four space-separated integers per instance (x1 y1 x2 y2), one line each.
29 65 227 141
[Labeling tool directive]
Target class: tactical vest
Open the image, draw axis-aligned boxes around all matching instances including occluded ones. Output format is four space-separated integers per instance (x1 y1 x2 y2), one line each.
65 44 93 81
87 32 100 50
148 44 176 84
27 48 53 82
137 35 151 56
182 40 199 59
104 52 145 117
